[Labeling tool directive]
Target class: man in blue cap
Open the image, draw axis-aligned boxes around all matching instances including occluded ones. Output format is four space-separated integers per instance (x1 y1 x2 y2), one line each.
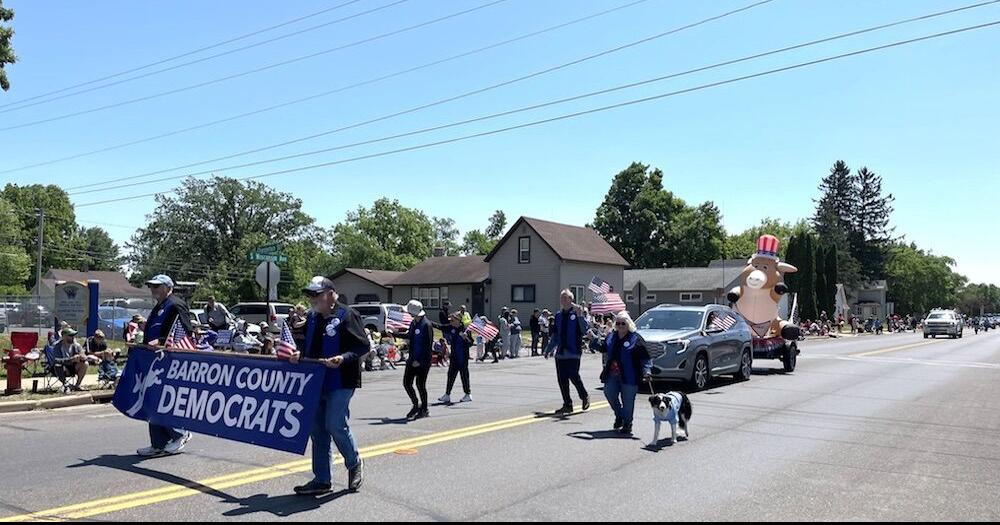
137 274 196 457
289 276 367 495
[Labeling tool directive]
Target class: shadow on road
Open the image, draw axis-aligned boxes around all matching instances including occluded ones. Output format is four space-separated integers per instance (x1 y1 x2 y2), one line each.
358 417 413 426
68 454 235 501
567 430 641 442
221 490 353 518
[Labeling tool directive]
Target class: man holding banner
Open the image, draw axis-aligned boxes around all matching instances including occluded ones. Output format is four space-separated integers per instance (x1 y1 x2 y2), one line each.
137 274 195 458
289 276 367 496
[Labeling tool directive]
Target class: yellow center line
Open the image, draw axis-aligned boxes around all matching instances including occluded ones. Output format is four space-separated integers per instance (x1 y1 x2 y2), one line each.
1 402 611 522
850 340 941 358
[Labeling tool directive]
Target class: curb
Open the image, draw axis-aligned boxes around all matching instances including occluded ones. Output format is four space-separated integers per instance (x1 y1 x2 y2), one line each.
0 391 116 414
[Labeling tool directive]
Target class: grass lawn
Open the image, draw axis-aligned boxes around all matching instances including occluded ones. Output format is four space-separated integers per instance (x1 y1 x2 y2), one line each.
1 333 130 380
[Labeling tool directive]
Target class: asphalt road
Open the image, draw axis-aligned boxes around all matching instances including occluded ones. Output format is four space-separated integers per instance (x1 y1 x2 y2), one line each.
2 331 1000 521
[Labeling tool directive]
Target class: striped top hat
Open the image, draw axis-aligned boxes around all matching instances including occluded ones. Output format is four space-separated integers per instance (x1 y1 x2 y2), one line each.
756 235 780 260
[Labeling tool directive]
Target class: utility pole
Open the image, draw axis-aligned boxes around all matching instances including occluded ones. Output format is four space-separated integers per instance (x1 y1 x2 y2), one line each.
35 208 44 330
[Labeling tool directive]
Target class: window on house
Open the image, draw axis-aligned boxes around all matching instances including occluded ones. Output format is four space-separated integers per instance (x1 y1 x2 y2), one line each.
512 285 536 303
625 293 636 303
645 294 657 302
518 237 530 264
418 288 441 308
680 292 703 303
440 287 449 303
570 285 586 304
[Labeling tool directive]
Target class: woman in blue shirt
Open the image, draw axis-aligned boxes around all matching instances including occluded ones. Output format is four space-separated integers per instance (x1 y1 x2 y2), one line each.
599 311 652 436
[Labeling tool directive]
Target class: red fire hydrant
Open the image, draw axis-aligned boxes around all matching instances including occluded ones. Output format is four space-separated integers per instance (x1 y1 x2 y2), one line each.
4 350 25 396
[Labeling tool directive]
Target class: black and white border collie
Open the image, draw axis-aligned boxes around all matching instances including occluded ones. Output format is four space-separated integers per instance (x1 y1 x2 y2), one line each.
649 392 692 447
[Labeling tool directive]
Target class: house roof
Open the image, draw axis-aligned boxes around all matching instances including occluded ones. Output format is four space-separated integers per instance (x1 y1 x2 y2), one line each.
625 267 743 292
331 268 404 288
392 256 489 286
35 270 148 298
485 217 629 267
708 259 751 269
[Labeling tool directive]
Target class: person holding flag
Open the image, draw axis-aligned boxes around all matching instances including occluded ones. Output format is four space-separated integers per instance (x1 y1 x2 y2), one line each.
439 312 473 405
551 289 591 415
136 274 196 458
288 276 367 496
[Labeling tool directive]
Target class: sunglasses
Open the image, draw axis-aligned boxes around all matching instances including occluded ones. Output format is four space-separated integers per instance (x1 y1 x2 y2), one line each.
615 322 627 326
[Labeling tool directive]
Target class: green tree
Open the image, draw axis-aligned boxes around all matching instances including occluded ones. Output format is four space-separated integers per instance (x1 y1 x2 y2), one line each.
813 161 863 287
723 218 798 260
0 0 14 91
1 184 80 286
815 244 828 318
824 243 839 313
885 242 965 316
461 210 507 256
73 227 122 272
0 197 30 295
330 198 434 272
432 217 461 256
127 177 317 304
786 231 819 321
852 166 894 280
593 162 722 268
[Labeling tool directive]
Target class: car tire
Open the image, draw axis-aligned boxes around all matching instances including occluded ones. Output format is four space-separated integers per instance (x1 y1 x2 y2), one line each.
688 353 709 392
734 349 752 382
782 343 797 373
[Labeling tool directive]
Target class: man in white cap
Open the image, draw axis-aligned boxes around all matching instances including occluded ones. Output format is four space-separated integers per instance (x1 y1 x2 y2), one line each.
136 274 195 458
403 299 433 421
289 276 367 495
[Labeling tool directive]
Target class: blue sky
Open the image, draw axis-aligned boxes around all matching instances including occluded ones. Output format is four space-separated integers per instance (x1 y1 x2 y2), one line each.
2 0 998 285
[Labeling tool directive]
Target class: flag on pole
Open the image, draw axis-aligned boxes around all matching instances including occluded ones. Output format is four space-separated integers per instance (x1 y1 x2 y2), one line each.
590 293 626 315
276 320 298 360
710 313 738 332
165 318 196 350
386 309 413 332
467 316 499 341
588 276 612 295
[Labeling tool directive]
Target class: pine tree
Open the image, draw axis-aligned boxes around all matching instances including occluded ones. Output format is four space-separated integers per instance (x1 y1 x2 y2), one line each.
786 231 819 322
853 167 894 280
813 161 863 287
825 245 839 314
815 245 829 319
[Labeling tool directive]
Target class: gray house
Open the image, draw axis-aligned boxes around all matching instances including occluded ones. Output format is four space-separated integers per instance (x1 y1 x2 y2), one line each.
624 264 745 318
329 269 403 305
393 256 491 319
485 217 628 318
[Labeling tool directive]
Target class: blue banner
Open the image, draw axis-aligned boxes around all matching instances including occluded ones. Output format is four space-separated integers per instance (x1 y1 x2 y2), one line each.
113 348 326 455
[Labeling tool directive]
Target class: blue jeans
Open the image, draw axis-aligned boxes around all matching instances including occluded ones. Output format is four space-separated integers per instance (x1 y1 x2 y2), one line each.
149 424 184 450
311 389 361 484
603 377 639 426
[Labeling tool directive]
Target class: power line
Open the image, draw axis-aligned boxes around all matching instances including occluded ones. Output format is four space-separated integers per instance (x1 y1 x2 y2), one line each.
73 20 1000 209
1 0 651 178
0 0 408 115
66 1 999 199
61 0 774 194
0 0 371 110
0 0 510 132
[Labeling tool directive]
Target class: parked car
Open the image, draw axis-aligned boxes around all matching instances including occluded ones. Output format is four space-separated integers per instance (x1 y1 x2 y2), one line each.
229 302 296 326
924 309 964 339
100 298 155 310
350 303 406 334
97 306 137 340
636 304 754 391
6 304 52 328
0 309 6 333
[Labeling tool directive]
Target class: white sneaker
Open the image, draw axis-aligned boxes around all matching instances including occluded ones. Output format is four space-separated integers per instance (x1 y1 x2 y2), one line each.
461 394 472 403
439 395 451 404
137 446 165 458
164 432 192 455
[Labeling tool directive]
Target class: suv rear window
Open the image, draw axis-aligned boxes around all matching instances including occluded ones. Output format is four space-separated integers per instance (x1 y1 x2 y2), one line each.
234 305 267 316
274 305 294 316
354 307 381 316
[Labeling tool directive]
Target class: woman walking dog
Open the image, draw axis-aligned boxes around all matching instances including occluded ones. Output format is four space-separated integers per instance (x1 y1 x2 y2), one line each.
599 311 652 436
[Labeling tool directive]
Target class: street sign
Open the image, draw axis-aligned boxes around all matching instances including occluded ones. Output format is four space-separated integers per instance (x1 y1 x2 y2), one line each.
249 253 288 263
256 243 282 255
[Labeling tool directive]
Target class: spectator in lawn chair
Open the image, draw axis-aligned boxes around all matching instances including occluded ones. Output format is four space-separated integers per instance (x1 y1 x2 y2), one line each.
86 330 121 385
136 274 195 458
205 296 230 331
52 327 88 393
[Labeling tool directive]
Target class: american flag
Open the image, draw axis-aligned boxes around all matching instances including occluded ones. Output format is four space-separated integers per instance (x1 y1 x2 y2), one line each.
165 318 196 350
588 276 612 295
467 316 499 341
590 293 626 315
711 313 738 332
276 320 298 360
386 309 412 332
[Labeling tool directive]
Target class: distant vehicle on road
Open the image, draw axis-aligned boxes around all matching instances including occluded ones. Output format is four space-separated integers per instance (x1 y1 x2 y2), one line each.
924 309 964 339
229 302 295 327
636 304 754 391
6 304 52 328
96 306 137 340
350 303 406 334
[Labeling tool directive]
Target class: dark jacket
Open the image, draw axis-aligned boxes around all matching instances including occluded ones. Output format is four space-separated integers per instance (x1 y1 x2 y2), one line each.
305 303 367 390
600 332 652 386
407 317 434 368
144 295 192 345
552 308 589 359
530 314 541 334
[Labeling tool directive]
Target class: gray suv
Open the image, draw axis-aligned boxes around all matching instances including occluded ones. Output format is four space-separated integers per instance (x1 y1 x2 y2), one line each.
636 305 754 391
